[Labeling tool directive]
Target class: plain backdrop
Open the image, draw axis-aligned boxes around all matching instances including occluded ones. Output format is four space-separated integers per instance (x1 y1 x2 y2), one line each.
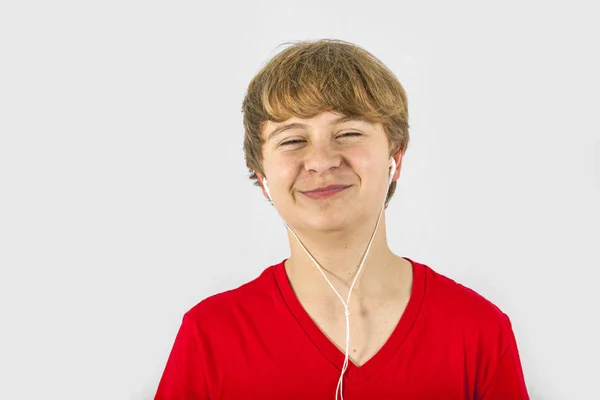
1 1 598 399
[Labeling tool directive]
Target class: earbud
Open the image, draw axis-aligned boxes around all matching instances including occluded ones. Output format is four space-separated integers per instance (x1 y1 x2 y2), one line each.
388 157 396 186
263 178 271 199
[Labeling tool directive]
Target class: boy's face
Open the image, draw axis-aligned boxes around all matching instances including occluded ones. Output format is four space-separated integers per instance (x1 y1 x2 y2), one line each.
257 110 402 234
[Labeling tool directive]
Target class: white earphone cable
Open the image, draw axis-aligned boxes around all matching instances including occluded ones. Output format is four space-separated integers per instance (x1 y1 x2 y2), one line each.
264 158 395 399
285 183 387 400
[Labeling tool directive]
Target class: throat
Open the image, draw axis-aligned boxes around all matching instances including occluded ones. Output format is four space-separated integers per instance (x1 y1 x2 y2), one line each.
286 256 414 367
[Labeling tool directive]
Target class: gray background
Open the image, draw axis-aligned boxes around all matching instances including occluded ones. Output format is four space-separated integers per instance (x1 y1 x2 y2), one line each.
1 1 598 399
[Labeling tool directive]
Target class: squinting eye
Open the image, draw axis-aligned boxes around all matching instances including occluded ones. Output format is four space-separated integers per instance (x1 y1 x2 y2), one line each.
280 133 361 146
280 139 306 146
339 132 362 138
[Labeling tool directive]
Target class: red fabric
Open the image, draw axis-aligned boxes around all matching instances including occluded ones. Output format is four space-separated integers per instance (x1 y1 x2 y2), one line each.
155 258 529 399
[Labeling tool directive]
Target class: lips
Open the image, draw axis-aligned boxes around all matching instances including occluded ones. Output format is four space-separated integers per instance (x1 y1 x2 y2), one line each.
303 184 351 193
301 185 351 199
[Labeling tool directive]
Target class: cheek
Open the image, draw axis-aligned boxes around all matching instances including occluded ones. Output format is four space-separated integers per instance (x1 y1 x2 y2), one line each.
349 151 375 176
264 155 297 186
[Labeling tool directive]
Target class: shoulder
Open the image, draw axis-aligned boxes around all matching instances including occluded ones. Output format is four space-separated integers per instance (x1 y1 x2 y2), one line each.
413 260 521 385
414 259 514 337
182 260 282 331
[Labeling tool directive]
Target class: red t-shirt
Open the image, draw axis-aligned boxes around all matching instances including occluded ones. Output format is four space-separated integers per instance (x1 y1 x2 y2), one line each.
155 257 529 399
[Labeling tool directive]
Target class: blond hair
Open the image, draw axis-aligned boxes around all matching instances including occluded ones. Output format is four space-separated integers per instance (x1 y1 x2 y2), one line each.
241 39 410 207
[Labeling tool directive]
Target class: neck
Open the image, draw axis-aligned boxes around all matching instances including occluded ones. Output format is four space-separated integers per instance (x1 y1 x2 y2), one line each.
284 212 399 299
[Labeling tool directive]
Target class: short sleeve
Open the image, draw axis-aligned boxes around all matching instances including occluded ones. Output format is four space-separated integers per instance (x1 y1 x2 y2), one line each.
154 313 210 400
478 315 529 400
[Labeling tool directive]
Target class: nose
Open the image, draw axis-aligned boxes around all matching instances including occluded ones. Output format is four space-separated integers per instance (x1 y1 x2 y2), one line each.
303 141 342 175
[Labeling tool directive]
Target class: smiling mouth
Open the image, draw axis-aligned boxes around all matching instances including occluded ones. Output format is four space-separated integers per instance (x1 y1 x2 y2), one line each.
301 185 351 199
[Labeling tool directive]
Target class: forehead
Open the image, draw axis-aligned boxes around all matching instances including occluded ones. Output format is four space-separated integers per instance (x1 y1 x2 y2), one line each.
262 111 375 141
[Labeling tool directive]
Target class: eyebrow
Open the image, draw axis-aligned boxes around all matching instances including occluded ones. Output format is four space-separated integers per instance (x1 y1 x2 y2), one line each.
266 115 363 141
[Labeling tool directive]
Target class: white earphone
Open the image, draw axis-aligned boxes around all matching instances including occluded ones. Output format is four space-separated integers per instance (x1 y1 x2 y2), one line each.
388 157 397 186
261 156 397 400
263 177 272 199
262 157 396 200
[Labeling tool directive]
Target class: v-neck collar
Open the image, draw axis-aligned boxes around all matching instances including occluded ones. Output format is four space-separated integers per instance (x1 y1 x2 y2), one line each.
272 256 425 385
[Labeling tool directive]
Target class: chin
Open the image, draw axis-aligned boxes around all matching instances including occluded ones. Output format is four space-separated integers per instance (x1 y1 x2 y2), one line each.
289 206 363 234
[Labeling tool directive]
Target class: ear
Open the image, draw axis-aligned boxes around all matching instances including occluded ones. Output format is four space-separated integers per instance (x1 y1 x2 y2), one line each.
391 149 405 183
255 172 270 200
